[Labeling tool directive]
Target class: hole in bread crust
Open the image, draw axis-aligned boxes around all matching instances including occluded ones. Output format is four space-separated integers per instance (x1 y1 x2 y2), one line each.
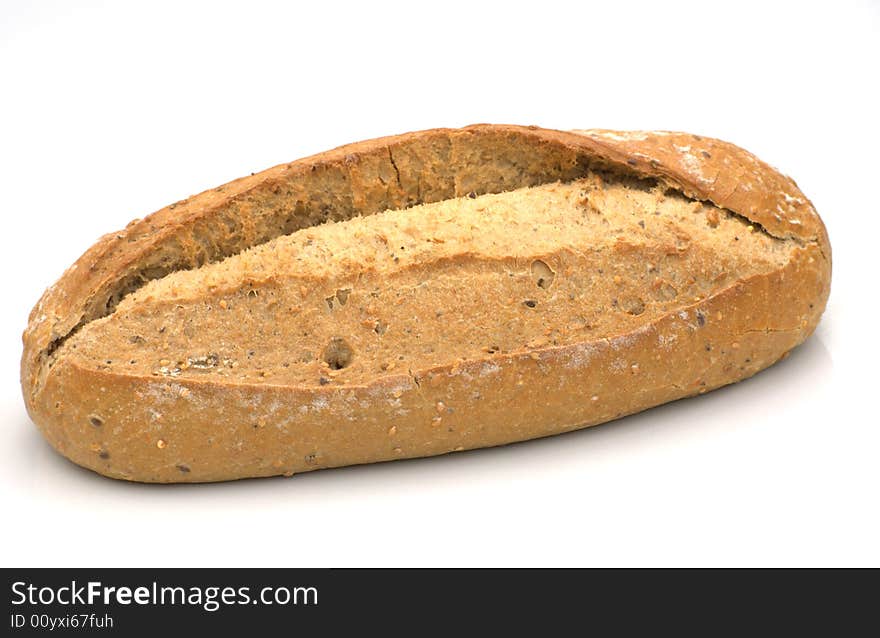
531 260 556 289
621 296 646 316
322 337 353 370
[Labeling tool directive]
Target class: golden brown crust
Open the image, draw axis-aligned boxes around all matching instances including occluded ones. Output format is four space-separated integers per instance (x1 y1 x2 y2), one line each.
21 125 832 482
570 130 828 243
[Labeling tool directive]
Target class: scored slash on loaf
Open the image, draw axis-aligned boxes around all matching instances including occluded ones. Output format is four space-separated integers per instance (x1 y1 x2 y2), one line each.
21 125 831 482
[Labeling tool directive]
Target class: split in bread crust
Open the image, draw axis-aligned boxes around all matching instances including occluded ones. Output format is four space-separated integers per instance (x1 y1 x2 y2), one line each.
65 174 791 387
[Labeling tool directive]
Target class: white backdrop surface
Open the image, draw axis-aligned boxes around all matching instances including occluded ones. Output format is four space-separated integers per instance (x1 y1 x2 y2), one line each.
1 1 876 567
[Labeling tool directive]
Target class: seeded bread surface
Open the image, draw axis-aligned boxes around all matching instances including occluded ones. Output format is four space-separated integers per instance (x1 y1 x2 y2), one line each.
21 125 831 482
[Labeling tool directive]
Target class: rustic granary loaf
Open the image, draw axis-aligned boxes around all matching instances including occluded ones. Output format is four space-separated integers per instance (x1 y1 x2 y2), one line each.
21 125 831 482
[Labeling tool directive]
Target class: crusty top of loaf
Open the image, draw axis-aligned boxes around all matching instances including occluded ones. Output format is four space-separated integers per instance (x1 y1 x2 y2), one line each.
62 174 792 387
571 129 826 242
21 125 830 404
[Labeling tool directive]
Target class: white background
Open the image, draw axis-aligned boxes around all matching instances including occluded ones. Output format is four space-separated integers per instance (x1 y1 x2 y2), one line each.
1 0 877 567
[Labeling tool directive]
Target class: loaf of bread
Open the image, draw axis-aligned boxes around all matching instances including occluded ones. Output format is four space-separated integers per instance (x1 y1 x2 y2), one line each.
21 125 831 482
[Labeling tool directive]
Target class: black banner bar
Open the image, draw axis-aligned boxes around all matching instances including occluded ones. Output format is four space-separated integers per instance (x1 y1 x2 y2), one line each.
2 568 873 635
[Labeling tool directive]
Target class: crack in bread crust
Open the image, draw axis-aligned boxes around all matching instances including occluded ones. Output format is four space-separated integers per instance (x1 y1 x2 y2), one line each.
62 175 794 388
